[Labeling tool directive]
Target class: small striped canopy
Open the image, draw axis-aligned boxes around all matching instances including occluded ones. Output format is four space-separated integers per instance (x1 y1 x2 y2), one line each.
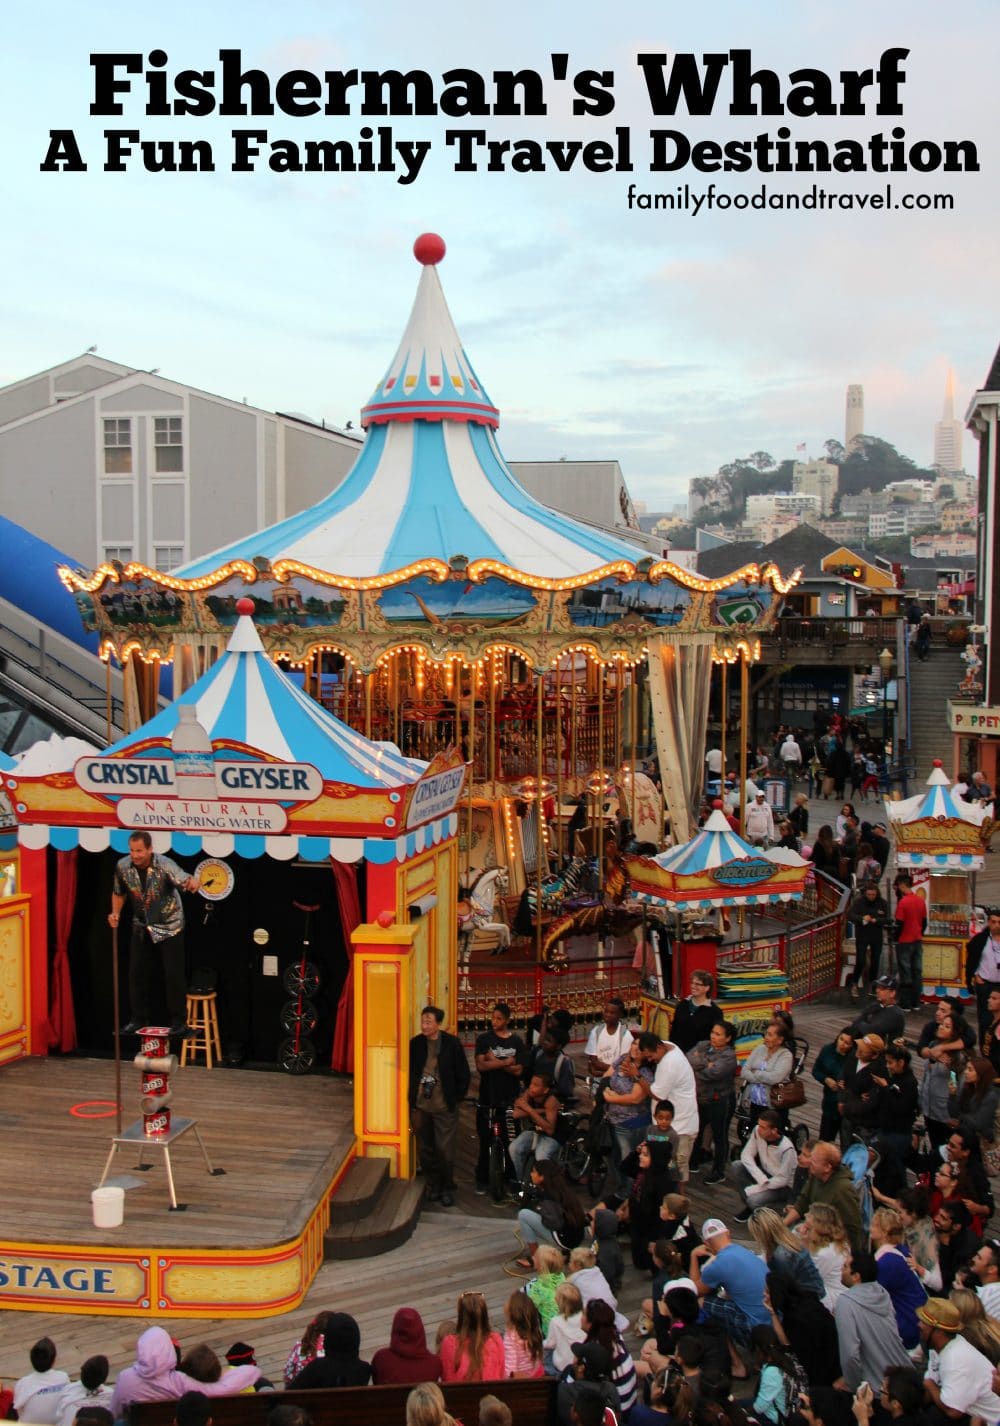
655 809 764 873
176 238 649 583
110 613 425 791
887 763 991 830
625 809 810 909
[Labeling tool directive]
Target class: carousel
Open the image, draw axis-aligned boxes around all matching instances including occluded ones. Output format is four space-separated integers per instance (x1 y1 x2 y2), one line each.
56 233 799 1017
886 760 993 1001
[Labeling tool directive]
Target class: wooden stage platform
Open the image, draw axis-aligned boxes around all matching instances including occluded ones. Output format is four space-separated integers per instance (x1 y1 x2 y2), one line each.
0 1057 355 1319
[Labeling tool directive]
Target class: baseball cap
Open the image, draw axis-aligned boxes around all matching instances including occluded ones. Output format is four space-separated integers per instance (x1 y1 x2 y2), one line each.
855 1033 885 1052
571 1341 614 1376
916 1298 961 1333
875 975 898 990
755 791 766 799
701 1217 727 1240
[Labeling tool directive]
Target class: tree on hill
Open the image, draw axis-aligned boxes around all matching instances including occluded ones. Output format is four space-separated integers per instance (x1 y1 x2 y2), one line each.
835 436 936 503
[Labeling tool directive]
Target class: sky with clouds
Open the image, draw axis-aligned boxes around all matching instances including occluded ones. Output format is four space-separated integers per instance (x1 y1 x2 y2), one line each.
1 0 996 509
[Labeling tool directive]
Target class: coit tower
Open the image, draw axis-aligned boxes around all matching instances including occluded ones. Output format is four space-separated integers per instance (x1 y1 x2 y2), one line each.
845 384 864 452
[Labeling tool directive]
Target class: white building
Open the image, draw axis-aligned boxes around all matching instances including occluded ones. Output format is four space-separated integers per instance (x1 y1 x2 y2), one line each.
745 491 819 523
792 459 839 516
869 510 910 539
508 459 662 554
0 355 363 569
884 478 936 504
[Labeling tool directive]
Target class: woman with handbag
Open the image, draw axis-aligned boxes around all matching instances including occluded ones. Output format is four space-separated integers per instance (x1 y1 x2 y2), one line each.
742 1021 795 1131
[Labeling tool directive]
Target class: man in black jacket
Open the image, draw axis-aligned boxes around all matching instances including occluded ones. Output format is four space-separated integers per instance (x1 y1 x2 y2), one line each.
848 975 906 1044
966 911 1000 1034
408 1005 471 1208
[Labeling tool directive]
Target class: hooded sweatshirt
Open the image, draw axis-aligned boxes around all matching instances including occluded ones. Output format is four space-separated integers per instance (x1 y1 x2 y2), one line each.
290 1313 371 1389
111 1327 260 1415
592 1208 625 1293
371 1308 442 1385
832 1281 912 1390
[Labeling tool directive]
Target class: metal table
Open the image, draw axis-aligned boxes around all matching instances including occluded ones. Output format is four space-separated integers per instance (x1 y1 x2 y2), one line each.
97 1116 222 1211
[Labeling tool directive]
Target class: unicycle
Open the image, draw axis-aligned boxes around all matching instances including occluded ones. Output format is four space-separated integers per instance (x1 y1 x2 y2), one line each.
278 902 321 1074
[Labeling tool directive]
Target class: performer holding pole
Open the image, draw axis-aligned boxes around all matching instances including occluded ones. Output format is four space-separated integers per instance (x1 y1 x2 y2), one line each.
108 831 200 1038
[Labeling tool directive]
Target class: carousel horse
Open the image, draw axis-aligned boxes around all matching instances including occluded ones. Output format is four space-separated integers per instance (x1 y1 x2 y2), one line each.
457 866 510 988
537 840 648 969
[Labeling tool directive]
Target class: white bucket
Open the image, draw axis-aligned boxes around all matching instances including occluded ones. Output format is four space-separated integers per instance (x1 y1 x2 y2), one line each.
91 1185 125 1229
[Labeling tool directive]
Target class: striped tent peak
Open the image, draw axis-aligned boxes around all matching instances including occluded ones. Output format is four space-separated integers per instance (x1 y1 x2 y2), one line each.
361 234 498 429
655 809 761 872
887 760 990 828
175 234 651 581
110 612 425 790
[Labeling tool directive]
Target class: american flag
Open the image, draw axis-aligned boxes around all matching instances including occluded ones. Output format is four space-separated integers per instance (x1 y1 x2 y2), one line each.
796 442 807 452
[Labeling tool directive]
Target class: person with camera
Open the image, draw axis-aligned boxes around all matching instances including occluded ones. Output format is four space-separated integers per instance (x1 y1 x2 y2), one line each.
408 1006 470 1209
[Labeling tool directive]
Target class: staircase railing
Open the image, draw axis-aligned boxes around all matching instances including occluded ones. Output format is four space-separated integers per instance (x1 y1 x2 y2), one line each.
0 617 124 734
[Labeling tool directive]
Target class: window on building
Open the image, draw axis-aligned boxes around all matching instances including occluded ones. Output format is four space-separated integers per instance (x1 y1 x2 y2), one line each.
103 418 132 474
153 545 184 571
103 546 133 564
154 416 183 472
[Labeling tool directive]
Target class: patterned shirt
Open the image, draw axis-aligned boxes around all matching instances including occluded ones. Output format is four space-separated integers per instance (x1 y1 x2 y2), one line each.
113 855 188 943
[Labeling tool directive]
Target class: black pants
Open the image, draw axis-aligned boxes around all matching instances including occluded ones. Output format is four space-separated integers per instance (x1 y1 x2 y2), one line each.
696 1096 733 1175
129 927 186 1023
851 934 883 986
412 1105 459 1193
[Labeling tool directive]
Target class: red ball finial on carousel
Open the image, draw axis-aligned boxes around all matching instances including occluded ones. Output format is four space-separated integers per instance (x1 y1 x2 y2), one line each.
413 232 446 265
235 598 255 617
712 798 724 810
932 758 944 768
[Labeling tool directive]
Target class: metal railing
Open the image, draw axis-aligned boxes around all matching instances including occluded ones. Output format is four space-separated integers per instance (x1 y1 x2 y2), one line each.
456 871 850 1035
770 616 902 654
0 618 124 729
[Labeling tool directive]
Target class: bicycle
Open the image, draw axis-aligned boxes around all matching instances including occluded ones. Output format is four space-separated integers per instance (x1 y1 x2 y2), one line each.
278 901 321 1074
556 1086 613 1197
477 1102 516 1204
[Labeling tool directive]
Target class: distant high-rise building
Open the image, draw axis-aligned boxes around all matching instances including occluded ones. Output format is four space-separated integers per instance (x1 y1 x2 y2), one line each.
845 384 864 451
933 368 964 473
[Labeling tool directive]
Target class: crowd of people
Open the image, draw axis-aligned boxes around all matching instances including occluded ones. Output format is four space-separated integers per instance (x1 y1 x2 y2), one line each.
9 967 1000 1426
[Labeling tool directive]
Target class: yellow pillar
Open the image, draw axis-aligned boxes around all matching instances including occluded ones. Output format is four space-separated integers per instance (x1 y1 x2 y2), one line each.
351 921 418 1177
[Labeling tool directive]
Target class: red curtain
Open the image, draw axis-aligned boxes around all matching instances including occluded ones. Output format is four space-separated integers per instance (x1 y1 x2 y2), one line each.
330 859 362 1073
50 848 79 1053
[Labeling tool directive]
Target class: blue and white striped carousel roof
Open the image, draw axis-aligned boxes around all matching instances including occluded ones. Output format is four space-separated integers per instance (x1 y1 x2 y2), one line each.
111 611 426 791
176 235 649 583
655 808 763 873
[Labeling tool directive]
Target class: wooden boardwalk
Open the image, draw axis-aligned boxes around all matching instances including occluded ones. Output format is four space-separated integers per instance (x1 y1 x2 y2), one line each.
0 994 957 1394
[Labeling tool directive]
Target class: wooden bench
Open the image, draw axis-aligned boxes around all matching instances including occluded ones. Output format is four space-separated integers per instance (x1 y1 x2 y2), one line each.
129 1376 558 1426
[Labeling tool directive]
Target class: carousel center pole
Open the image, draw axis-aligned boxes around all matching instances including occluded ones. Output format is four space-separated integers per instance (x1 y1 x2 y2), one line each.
535 671 544 969
466 662 476 888
720 658 728 813
739 652 749 825
555 655 564 866
597 665 605 888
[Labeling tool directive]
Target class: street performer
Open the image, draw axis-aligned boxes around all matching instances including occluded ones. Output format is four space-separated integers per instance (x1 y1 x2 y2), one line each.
108 831 199 1036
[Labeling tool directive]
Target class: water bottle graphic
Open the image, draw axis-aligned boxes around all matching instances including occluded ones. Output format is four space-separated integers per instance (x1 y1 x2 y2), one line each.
171 704 215 800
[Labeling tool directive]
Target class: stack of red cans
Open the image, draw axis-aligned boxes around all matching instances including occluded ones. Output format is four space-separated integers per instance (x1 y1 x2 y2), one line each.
134 1028 177 1137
